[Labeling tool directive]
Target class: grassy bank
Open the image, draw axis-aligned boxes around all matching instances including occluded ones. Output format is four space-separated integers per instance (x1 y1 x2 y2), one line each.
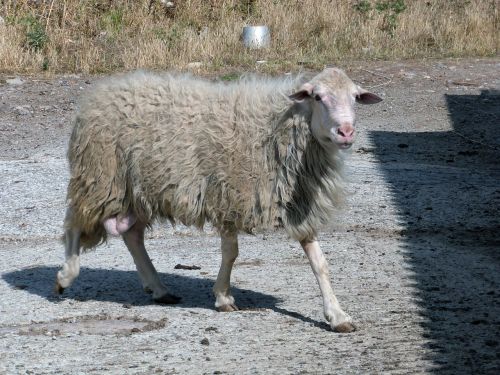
0 0 497 74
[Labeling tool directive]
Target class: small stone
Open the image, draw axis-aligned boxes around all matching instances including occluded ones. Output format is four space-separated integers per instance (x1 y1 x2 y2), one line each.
161 0 175 7
39 105 56 112
174 264 201 270
63 74 81 79
187 62 203 70
198 27 209 37
200 338 210 345
6 77 24 86
403 71 416 79
14 105 32 116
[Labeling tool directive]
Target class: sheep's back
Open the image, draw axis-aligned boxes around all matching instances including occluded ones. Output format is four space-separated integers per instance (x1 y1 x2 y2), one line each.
67 71 293 234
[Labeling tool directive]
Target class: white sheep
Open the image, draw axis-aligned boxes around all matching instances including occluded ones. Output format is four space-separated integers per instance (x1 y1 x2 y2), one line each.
55 68 382 332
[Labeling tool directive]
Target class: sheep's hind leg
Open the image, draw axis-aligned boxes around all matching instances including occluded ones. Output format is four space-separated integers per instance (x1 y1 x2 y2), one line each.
122 222 181 304
300 239 355 333
55 209 81 294
213 230 239 312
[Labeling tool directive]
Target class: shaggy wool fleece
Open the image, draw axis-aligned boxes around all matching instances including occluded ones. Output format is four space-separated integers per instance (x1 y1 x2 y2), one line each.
67 71 346 248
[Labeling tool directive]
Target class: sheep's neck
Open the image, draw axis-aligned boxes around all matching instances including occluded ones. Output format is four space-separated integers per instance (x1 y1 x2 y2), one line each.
270 106 344 240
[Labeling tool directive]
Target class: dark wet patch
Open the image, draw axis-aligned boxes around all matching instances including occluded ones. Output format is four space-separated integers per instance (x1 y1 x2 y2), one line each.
0 314 167 336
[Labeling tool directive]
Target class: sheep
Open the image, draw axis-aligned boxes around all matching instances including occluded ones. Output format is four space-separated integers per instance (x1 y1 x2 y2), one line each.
55 68 382 332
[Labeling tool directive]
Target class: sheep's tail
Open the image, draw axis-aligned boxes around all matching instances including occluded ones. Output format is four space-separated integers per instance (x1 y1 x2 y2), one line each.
65 116 127 250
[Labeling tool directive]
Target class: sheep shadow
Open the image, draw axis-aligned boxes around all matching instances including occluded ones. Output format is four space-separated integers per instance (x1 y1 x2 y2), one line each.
369 89 500 374
2 266 329 330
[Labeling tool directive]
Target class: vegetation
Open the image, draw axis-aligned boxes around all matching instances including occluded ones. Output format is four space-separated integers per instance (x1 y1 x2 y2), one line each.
0 0 497 74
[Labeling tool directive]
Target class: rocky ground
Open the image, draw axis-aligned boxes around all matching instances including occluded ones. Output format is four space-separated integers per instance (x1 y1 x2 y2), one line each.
0 59 499 374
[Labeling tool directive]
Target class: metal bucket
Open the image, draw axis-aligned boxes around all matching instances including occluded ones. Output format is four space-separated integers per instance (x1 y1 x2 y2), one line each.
242 26 270 49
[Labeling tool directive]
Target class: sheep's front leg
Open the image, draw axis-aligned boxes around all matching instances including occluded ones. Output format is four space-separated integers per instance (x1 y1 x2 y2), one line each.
213 230 239 312
122 222 181 304
301 239 355 333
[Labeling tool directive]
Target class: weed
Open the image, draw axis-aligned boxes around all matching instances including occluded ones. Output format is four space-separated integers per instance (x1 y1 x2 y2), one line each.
154 26 182 49
234 0 259 18
20 15 48 51
42 57 50 71
101 8 124 35
355 0 407 36
219 72 241 81
376 0 406 36
353 1 372 14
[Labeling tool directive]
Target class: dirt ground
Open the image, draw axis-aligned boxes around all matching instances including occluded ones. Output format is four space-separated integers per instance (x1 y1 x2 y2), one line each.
1 58 499 374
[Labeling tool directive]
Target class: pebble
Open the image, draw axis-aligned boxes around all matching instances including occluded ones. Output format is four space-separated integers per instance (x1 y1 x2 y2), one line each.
6 77 24 86
39 105 57 112
161 0 175 7
186 62 203 69
198 26 209 37
14 105 32 116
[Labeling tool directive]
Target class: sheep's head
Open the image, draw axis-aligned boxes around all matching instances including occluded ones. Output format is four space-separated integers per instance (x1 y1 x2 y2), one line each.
289 68 382 150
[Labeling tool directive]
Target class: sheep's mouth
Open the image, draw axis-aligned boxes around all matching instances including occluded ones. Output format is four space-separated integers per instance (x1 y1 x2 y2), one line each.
338 142 353 149
324 137 354 149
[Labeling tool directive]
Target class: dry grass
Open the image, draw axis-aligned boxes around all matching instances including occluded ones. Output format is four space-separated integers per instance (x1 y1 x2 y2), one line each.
0 0 497 74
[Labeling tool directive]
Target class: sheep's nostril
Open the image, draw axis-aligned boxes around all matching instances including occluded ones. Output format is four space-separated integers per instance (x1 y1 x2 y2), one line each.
337 126 354 138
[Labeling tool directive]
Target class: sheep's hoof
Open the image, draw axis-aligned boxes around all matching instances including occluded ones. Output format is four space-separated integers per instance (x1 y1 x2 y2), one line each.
54 281 64 295
216 304 239 312
333 321 356 333
153 293 182 304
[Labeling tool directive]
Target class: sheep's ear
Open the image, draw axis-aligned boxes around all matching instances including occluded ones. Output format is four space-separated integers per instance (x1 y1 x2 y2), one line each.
289 83 313 102
356 88 383 104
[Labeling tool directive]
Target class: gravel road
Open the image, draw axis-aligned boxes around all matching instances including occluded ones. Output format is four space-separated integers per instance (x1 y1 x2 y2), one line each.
1 59 499 374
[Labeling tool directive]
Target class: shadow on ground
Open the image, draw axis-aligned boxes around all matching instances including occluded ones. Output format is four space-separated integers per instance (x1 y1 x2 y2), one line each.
2 266 330 330
370 90 500 373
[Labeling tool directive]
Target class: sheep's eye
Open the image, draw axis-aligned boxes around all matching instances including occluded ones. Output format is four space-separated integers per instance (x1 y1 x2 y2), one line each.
314 94 322 101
